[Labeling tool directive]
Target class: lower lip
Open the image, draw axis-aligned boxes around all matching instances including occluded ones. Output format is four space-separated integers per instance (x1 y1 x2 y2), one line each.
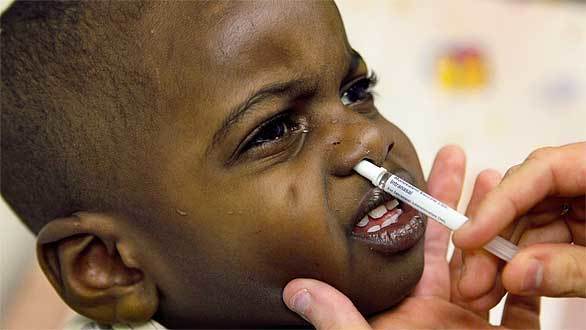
351 206 425 255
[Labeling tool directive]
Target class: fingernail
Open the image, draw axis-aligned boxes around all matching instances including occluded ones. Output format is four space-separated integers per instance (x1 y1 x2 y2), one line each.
521 258 543 292
290 289 311 316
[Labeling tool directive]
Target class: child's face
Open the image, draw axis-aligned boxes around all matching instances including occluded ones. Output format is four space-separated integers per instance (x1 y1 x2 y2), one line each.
134 1 425 327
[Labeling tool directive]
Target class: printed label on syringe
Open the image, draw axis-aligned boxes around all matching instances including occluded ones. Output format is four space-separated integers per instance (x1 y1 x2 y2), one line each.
387 176 414 196
383 174 469 230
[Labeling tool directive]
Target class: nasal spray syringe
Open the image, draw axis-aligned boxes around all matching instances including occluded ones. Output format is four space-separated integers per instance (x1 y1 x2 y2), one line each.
354 160 518 262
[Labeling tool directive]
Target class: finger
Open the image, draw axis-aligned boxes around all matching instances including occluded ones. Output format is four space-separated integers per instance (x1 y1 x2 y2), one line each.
459 281 504 316
283 278 371 330
501 294 540 329
517 196 586 244
454 142 586 249
370 297 495 329
451 249 493 319
569 196 586 220
464 169 503 218
456 206 572 314
455 170 502 301
450 170 506 317
526 196 579 214
516 219 572 247
458 250 500 300
567 196 586 244
452 249 506 316
566 216 586 245
413 145 465 298
449 248 464 295
502 244 586 298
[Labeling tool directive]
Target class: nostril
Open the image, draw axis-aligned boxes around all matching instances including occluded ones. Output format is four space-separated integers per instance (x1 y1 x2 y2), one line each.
386 143 395 160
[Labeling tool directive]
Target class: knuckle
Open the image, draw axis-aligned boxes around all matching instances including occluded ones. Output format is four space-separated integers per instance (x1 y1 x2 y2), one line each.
526 146 554 161
504 164 521 178
553 249 586 296
568 252 586 295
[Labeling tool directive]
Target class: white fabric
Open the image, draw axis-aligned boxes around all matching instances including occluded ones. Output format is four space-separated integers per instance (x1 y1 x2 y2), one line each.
0 0 14 15
64 315 166 330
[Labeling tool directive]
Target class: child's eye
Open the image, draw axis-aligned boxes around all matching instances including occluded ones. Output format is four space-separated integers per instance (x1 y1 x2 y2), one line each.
242 114 303 151
340 72 378 106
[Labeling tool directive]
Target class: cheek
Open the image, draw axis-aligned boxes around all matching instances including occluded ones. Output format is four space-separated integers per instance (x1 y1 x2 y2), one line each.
237 179 351 279
165 172 352 288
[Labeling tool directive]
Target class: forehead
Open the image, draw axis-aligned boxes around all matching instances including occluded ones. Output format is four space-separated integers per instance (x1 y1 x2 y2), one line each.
156 1 346 66
208 1 346 67
144 1 350 144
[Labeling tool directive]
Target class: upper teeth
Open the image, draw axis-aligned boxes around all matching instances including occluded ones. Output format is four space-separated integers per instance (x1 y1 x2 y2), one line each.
356 215 369 227
355 198 402 228
385 199 399 211
367 199 400 219
368 205 387 218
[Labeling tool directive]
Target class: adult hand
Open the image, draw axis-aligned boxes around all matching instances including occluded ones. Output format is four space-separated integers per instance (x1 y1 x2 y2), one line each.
282 146 538 329
453 142 586 299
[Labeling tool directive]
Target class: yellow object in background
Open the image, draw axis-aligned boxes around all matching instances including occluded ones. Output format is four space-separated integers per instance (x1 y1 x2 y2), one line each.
436 46 489 90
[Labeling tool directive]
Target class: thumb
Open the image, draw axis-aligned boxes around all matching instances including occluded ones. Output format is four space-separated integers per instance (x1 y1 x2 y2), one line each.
502 244 586 298
283 278 371 330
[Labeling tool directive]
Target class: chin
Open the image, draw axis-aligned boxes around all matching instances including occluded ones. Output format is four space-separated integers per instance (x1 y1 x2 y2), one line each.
360 286 415 317
351 237 425 316
360 268 423 317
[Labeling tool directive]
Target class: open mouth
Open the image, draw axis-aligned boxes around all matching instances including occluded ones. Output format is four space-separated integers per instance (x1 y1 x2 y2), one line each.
351 172 426 255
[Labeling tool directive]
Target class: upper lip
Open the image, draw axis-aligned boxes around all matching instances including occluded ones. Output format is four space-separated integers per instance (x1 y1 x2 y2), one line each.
351 168 416 227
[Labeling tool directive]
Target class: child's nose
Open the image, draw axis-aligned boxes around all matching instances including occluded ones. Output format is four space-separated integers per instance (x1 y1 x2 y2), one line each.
327 119 392 177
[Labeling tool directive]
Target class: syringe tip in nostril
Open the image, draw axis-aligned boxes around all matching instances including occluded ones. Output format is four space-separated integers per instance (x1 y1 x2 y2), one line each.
353 160 385 185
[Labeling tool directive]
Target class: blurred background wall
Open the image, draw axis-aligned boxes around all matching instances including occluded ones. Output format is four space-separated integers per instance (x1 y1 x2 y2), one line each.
1 0 585 328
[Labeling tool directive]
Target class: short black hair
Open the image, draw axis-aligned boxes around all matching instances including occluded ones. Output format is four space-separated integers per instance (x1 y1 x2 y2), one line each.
1 1 158 233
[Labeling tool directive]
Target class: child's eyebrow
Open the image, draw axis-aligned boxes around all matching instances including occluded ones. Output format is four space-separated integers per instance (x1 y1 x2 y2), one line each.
207 49 363 155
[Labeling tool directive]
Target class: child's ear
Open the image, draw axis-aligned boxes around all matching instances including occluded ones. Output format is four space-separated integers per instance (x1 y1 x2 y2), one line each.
36 212 158 324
